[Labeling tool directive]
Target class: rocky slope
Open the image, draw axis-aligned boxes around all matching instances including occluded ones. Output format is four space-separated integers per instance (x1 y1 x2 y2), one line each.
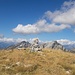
43 41 66 51
6 41 31 50
6 40 66 51
0 40 75 51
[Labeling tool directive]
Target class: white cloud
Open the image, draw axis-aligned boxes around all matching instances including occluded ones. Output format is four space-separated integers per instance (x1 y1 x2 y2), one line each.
53 8 75 24
44 11 61 20
13 24 39 34
0 38 14 43
13 19 70 34
45 0 75 25
12 0 75 34
0 36 43 44
29 37 42 43
62 0 75 10
15 38 27 43
0 36 75 46
57 39 75 45
0 37 27 43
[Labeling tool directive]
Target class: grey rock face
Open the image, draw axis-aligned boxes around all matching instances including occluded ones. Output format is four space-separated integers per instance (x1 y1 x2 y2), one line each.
6 41 31 50
6 40 67 51
16 41 31 49
44 41 66 50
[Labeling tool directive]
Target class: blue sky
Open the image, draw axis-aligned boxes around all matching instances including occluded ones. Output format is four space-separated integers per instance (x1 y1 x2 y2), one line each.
0 0 75 44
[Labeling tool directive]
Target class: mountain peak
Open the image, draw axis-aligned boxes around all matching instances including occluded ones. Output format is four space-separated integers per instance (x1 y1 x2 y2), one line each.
20 41 27 43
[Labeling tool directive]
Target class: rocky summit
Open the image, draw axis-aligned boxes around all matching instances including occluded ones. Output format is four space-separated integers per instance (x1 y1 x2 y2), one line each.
43 41 66 51
6 39 66 52
6 41 31 50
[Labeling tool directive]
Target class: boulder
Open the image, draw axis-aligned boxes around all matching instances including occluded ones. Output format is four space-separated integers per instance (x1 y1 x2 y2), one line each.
31 38 42 52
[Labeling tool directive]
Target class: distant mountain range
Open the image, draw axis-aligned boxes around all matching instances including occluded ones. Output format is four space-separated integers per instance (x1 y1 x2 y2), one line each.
0 42 15 49
6 41 31 50
0 41 75 51
63 44 75 50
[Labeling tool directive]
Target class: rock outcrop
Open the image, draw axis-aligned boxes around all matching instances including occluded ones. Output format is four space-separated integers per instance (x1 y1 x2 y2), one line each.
6 40 67 51
6 41 31 50
44 41 66 51
31 38 42 52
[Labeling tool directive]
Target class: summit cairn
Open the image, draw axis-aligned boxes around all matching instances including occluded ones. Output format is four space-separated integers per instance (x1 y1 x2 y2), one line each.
31 38 42 52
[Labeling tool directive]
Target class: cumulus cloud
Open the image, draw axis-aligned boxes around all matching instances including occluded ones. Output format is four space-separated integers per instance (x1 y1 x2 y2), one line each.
0 38 14 43
45 0 75 25
15 38 27 43
29 37 43 43
53 8 75 24
12 0 75 34
62 0 75 10
0 36 43 44
57 39 75 45
12 24 40 34
44 11 61 20
0 36 75 46
13 19 70 34
0 37 27 43
13 20 47 34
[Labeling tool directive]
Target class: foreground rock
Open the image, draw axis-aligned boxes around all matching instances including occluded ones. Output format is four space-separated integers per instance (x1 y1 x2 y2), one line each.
31 38 42 52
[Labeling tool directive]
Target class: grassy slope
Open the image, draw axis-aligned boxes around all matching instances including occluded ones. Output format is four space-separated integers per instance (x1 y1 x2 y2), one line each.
0 49 75 75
